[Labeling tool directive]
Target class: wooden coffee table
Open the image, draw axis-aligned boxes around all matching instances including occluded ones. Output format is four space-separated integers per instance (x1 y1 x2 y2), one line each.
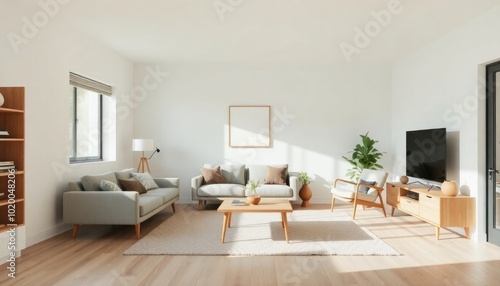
217 199 293 243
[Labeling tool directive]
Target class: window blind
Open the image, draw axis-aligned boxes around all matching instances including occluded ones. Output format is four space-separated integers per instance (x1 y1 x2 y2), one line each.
69 72 112 96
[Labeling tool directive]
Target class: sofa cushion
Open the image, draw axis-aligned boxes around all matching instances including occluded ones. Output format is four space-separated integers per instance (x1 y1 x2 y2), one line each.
119 178 147 194
138 195 164 216
114 168 135 181
205 164 245 185
81 172 118 192
146 188 180 204
249 164 288 185
200 166 226 184
264 165 288 185
132 172 159 190
198 184 246 197
248 184 293 197
100 180 122 191
358 179 376 194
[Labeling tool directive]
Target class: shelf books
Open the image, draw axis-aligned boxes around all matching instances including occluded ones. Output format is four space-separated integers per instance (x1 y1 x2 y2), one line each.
0 128 9 138
0 161 15 172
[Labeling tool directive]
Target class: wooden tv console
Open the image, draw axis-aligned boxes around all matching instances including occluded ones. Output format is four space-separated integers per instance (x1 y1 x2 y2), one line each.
386 182 476 239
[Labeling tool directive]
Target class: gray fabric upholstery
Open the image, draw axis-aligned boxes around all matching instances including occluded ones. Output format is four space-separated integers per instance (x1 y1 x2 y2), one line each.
64 171 180 229
114 168 135 181
205 164 245 185
248 164 288 184
146 188 180 204
249 184 293 197
81 172 118 192
192 164 298 202
198 184 246 197
138 195 164 216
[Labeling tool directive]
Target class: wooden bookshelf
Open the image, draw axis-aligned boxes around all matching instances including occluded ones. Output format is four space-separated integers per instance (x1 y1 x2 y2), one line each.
0 87 25 231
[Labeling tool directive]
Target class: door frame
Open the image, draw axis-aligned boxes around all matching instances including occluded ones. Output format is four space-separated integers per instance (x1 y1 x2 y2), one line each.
486 61 500 245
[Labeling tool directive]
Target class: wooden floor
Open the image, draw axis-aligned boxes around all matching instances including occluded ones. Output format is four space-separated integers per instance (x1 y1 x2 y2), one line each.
2 203 500 285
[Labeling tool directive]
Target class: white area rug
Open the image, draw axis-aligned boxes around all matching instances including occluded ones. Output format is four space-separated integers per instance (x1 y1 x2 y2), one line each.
124 204 399 256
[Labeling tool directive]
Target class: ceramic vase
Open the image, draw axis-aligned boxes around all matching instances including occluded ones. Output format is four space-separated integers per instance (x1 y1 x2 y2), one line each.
400 176 409 184
246 196 261 205
299 184 312 207
441 180 458 196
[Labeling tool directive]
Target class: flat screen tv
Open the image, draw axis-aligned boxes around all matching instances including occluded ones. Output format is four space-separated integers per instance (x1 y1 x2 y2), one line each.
406 128 446 183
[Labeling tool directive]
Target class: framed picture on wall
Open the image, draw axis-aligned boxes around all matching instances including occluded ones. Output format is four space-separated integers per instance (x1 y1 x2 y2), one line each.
229 105 271 148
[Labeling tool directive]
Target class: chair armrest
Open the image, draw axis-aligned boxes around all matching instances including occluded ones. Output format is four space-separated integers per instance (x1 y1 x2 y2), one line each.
63 191 139 225
191 175 204 200
154 177 179 188
355 183 384 195
334 178 356 187
289 175 299 201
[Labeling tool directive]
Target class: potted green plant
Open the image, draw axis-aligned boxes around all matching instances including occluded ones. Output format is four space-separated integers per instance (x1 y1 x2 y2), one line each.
298 171 312 207
246 180 261 205
342 132 384 181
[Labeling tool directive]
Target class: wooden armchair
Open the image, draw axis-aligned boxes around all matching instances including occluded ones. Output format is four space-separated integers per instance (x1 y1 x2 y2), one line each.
330 169 388 219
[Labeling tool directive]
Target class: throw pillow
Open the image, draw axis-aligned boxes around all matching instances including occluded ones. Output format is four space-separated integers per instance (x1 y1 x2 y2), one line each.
201 166 226 184
81 172 117 192
100 179 122 191
358 179 376 194
131 172 159 190
119 178 147 194
264 165 288 185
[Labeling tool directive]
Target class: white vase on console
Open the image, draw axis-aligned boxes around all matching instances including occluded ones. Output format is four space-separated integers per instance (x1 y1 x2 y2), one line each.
441 180 458 196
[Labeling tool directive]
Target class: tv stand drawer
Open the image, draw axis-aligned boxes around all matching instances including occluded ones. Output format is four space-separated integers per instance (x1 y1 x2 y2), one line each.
400 197 419 215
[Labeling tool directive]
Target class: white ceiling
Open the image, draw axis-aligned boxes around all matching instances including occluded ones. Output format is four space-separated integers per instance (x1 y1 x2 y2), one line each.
10 0 500 64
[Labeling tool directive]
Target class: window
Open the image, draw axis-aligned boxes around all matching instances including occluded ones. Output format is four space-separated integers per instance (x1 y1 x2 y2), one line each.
69 73 112 163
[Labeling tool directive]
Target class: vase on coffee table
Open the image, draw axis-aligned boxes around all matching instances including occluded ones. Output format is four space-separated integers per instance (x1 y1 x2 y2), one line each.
246 180 261 205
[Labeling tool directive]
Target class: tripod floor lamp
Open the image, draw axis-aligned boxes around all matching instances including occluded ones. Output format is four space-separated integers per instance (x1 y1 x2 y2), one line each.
132 139 160 173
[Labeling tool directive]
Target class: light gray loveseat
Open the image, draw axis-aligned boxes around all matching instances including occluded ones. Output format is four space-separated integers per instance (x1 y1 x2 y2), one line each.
63 168 179 239
191 164 299 210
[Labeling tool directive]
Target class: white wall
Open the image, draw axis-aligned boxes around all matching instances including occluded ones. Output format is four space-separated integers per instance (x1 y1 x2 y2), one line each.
133 62 392 203
391 6 500 240
0 5 134 246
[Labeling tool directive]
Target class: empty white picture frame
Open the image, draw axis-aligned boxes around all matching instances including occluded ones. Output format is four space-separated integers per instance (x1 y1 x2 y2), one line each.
229 105 271 148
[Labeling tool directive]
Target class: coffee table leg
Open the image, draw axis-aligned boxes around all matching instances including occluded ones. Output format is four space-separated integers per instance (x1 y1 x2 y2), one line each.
281 212 290 243
228 212 232 228
221 212 229 243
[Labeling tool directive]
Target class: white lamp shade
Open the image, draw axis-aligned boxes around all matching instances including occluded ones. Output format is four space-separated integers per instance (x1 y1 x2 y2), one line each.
132 139 154 151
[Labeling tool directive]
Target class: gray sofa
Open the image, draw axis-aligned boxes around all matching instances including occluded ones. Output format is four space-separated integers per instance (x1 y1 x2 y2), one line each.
191 164 299 210
63 168 179 239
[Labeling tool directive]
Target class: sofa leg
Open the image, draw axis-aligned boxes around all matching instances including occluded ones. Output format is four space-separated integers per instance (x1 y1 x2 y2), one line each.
71 224 79 239
198 200 203 211
171 203 176 213
135 224 141 239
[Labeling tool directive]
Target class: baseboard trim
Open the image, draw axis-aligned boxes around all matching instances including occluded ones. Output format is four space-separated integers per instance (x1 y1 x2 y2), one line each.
26 224 72 248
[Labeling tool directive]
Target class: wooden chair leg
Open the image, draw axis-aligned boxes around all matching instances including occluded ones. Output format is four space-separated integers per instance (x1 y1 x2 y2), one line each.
378 196 387 217
71 224 79 239
171 203 176 213
330 196 335 212
198 200 203 211
135 224 141 239
352 202 358 219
